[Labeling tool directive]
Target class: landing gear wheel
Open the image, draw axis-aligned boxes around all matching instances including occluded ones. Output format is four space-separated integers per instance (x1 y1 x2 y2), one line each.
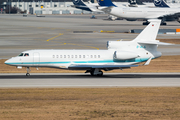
26 73 30 76
26 67 31 76
161 22 167 25
97 71 103 76
90 71 94 76
142 22 149 25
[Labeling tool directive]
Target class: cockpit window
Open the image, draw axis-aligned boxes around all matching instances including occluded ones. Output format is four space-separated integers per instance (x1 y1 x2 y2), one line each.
18 53 24 56
24 53 29 56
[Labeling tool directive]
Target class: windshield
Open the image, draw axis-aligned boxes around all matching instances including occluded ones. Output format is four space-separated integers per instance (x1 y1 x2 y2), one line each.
18 53 24 56
24 53 29 56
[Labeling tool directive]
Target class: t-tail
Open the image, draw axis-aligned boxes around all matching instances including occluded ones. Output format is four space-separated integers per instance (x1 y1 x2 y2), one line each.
154 0 169 7
133 19 172 45
97 0 117 7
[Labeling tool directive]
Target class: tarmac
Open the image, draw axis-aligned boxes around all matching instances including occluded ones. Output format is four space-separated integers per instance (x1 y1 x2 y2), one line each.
0 73 180 88
0 14 180 59
0 14 180 88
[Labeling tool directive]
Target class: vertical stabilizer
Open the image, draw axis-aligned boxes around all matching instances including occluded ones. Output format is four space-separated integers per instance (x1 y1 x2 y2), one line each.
154 0 169 8
72 0 86 6
133 19 161 42
97 0 117 7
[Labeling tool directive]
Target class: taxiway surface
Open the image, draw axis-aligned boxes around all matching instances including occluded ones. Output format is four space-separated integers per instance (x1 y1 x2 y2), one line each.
0 73 180 88
0 14 180 59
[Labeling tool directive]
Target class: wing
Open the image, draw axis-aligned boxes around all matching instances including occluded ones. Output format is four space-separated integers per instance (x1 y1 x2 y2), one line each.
68 64 138 70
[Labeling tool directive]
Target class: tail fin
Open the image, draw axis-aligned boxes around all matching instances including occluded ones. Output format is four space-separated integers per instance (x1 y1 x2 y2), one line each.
154 0 169 7
72 0 86 6
128 0 145 5
128 0 136 5
133 19 161 42
97 0 117 7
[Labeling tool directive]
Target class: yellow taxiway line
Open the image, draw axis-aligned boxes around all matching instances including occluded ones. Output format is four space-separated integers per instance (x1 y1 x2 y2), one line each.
46 33 63 41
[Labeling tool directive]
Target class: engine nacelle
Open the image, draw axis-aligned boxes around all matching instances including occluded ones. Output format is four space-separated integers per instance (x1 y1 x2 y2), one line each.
107 41 130 50
114 51 139 60
126 19 137 21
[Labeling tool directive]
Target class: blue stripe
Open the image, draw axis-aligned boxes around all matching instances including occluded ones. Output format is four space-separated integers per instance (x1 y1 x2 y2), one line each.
6 58 151 65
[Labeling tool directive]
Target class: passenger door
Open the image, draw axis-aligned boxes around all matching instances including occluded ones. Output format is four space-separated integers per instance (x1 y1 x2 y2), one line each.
33 52 40 66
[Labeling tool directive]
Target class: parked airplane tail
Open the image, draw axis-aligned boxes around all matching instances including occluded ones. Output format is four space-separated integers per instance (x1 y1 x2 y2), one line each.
128 0 145 5
72 0 86 6
97 0 117 7
71 0 93 12
154 0 169 7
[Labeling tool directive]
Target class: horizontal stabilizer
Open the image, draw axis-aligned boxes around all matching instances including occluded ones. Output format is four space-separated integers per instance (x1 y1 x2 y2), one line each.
68 64 138 70
138 41 174 45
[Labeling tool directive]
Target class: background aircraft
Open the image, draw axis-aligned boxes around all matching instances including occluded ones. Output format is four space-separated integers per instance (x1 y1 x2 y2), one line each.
153 0 180 8
97 0 180 25
5 20 172 76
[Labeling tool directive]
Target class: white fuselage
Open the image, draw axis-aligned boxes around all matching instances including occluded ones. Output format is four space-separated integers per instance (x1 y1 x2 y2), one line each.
108 7 179 19
5 41 161 69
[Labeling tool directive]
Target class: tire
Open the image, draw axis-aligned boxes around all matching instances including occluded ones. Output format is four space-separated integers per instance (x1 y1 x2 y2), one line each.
90 71 94 76
26 73 30 76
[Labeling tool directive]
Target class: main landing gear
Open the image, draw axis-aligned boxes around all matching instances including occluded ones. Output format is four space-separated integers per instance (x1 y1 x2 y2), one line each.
143 21 167 25
26 67 31 76
85 68 103 76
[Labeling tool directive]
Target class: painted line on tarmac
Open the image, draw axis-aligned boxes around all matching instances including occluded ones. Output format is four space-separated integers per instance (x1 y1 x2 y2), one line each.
46 33 99 50
50 41 100 50
46 33 63 41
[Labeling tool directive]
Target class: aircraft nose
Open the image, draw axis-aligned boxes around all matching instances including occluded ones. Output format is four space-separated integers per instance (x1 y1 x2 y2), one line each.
4 59 12 65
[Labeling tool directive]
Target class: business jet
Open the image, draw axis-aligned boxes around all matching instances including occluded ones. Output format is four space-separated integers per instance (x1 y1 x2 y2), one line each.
5 19 172 76
97 0 180 25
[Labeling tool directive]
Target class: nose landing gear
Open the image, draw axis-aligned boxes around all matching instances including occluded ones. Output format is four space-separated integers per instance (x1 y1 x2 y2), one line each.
26 67 31 76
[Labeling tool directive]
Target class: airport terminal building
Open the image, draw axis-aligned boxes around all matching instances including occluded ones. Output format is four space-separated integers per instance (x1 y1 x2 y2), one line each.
1 0 180 15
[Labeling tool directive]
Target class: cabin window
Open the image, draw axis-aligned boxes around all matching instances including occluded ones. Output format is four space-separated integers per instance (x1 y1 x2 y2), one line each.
91 55 93 58
64 55 66 58
68 55 70 58
24 53 29 57
83 55 85 58
71 55 73 58
98 55 100 58
94 55 96 58
18 53 24 56
56 55 59 58
86 55 89 58
53 55 55 58
60 55 62 58
79 55 81 58
75 55 77 58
